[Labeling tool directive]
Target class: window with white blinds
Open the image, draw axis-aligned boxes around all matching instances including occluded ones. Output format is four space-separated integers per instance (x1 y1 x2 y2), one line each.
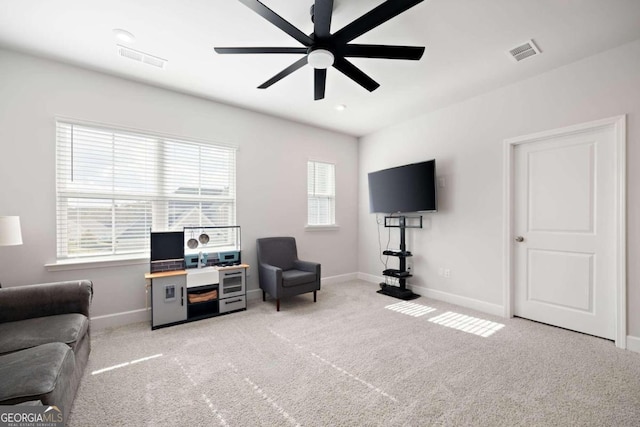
56 121 236 260
307 161 336 226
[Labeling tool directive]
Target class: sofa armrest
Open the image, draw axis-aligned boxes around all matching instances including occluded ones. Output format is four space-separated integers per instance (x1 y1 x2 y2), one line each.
0 280 93 324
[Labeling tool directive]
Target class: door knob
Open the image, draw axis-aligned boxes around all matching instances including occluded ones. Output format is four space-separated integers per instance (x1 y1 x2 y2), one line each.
515 236 524 242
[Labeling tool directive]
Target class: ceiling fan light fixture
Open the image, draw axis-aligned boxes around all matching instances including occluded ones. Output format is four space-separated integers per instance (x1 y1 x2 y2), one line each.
307 49 334 69
215 0 426 99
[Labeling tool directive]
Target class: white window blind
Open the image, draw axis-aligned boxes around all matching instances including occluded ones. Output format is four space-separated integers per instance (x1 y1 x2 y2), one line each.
307 161 335 226
56 121 236 260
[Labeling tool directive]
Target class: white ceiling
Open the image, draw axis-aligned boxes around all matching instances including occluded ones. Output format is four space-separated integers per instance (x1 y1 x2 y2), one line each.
1 0 640 137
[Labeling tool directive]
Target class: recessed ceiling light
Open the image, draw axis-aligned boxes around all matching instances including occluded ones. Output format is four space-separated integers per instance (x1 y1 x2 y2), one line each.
113 29 135 44
335 104 347 111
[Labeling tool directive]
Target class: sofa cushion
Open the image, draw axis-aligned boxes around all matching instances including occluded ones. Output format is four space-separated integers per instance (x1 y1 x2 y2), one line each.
0 313 89 356
282 269 317 288
0 342 75 404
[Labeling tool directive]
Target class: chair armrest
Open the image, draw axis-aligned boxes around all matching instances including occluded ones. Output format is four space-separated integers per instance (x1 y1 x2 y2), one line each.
0 280 93 323
293 260 320 276
258 263 282 295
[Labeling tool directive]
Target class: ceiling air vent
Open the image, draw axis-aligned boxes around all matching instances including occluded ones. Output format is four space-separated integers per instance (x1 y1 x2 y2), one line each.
507 39 541 62
117 45 167 69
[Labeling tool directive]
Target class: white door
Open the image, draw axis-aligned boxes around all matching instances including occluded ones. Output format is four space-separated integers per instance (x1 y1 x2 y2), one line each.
513 123 618 340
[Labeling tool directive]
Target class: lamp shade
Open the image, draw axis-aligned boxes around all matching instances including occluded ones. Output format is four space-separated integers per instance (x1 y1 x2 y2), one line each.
0 216 23 246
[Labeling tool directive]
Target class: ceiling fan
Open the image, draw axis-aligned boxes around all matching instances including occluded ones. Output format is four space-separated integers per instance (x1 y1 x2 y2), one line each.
214 0 425 100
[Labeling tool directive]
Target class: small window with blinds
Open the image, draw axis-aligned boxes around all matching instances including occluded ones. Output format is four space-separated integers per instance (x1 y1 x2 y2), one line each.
56 121 236 260
307 161 336 226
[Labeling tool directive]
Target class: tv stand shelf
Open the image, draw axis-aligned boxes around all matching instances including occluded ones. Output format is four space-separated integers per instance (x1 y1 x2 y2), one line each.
382 250 413 257
379 283 417 300
377 216 421 301
383 269 412 278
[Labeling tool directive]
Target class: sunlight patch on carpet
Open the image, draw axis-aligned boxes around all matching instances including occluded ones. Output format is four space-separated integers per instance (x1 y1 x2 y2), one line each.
228 363 300 427
91 353 163 375
269 329 398 402
269 329 303 350
428 312 505 337
175 357 197 386
175 357 229 425
310 352 398 402
202 394 230 426
385 301 437 317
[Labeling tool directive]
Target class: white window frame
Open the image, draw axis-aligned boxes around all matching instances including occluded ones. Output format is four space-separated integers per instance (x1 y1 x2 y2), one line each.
53 118 237 267
307 160 337 229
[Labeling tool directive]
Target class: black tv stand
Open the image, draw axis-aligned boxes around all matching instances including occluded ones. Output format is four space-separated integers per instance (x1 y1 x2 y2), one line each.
377 215 422 300
378 283 420 300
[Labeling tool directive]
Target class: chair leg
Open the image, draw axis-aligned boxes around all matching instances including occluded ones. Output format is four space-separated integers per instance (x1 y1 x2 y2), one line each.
262 290 266 302
276 299 280 312
314 290 317 302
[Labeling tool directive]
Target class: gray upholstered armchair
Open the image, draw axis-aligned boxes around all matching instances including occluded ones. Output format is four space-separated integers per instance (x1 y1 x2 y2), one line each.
256 237 321 311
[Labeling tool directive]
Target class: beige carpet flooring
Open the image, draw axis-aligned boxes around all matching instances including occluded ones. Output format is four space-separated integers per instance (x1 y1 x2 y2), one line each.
69 280 640 426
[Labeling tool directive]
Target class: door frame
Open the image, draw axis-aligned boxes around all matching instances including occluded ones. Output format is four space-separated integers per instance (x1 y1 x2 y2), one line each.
502 115 627 348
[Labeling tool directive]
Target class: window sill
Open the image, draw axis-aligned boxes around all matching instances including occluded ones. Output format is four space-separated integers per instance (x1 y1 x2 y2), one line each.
45 254 149 272
305 224 340 231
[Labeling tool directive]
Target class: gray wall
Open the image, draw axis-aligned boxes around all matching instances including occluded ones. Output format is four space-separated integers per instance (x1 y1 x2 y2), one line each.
358 39 640 344
0 48 359 327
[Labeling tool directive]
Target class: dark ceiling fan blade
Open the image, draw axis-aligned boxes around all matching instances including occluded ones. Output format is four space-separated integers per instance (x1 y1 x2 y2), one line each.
238 0 313 46
215 47 308 54
342 44 425 60
332 0 424 44
314 68 327 100
258 56 308 89
313 0 334 39
333 57 380 92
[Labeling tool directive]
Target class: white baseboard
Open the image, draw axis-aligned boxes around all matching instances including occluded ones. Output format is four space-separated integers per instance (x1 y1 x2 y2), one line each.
246 288 262 301
91 308 150 330
357 272 504 317
322 272 358 285
90 273 506 329
411 285 505 317
357 272 384 284
91 273 359 329
626 335 640 353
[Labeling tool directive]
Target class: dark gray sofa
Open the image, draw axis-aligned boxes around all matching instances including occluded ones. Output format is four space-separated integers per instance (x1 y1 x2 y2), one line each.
0 280 92 421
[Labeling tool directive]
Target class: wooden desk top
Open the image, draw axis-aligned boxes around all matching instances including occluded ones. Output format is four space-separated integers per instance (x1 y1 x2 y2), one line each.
144 270 187 279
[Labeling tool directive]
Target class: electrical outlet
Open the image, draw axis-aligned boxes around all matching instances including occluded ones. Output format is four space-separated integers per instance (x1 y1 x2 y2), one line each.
438 268 444 277
444 269 451 278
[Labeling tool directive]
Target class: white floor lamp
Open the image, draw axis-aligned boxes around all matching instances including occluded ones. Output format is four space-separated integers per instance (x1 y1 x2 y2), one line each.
0 216 23 288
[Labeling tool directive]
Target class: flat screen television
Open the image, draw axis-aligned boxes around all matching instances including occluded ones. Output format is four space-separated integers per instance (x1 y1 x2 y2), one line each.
150 231 185 261
368 160 437 213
